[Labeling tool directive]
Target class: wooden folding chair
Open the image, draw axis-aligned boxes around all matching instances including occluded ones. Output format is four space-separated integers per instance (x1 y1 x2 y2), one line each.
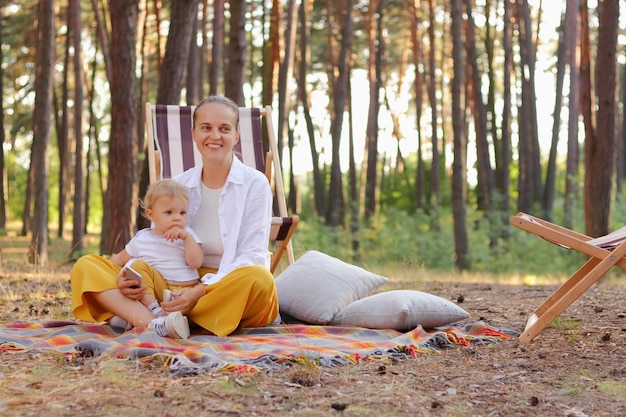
145 103 298 274
510 212 626 343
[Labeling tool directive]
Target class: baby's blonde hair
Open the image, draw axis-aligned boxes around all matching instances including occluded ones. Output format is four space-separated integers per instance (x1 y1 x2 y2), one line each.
141 179 189 215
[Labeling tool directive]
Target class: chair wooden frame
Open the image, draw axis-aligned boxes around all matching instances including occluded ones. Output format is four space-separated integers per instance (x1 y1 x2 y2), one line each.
145 102 298 274
510 212 626 343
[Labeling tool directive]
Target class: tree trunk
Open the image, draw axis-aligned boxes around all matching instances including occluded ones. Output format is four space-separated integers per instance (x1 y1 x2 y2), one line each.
225 0 246 105
70 0 86 256
198 0 208 99
277 0 297 164
515 0 541 212
364 0 382 222
409 0 425 211
57 8 70 239
427 0 440 216
463 0 492 213
564 0 580 229
90 0 112 84
30 0 56 264
451 0 469 270
618 61 626 200
262 0 281 110
620 54 626 200
209 0 224 95
186 13 200 105
156 0 199 105
498 0 512 235
326 0 354 227
584 0 619 237
0 14 6 230
103 0 139 255
347 75 359 257
544 8 567 220
297 0 325 217
85 48 100 237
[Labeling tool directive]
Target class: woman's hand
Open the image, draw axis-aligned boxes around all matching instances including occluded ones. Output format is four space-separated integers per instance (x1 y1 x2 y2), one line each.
161 284 205 315
118 268 146 300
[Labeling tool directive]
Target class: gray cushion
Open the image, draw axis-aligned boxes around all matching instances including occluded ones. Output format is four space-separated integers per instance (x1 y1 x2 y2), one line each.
275 251 389 324
331 290 470 330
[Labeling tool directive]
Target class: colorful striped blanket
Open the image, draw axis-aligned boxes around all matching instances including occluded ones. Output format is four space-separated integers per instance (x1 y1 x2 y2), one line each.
0 320 514 374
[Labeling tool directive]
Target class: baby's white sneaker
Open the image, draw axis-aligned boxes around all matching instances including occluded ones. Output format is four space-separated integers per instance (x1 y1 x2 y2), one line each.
148 311 190 339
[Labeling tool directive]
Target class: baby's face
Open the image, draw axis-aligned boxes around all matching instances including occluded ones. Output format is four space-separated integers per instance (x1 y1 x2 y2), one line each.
148 196 189 233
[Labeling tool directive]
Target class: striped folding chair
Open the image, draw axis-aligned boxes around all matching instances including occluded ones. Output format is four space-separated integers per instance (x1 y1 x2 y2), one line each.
511 212 626 343
145 103 298 273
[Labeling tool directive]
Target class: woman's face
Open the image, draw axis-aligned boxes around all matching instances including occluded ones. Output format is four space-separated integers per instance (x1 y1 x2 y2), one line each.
192 102 239 165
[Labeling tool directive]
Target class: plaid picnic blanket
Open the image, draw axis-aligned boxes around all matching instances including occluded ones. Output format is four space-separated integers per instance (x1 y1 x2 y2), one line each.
0 320 514 374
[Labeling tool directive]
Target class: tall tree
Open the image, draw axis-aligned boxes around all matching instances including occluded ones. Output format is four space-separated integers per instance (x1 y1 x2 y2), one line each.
90 0 112 83
347 74 359 256
364 0 383 222
156 0 199 105
70 0 86 256
0 7 6 230
426 0 440 220
137 0 199 231
451 0 469 270
497 0 512 234
225 0 246 105
515 0 541 213
463 0 492 212
30 0 56 264
409 0 425 210
186 10 201 105
544 8 567 220
326 0 354 226
56 8 70 240
262 0 281 108
209 0 224 95
297 0 325 217
198 0 209 99
102 0 139 255
584 0 619 237
277 0 297 161
564 0 580 229
620 50 626 199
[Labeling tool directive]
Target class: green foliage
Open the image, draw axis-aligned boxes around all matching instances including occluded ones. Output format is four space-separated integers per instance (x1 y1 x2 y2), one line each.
292 206 605 280
4 151 28 220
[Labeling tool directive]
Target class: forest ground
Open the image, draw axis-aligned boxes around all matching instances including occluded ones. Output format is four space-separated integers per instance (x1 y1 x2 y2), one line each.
1 247 626 416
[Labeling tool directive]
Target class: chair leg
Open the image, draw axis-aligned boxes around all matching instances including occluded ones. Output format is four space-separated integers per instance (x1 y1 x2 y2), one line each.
520 258 599 343
270 239 290 274
520 242 626 343
533 257 599 318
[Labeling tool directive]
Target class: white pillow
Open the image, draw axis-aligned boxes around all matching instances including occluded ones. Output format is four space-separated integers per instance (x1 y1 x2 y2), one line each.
275 250 389 324
331 290 470 330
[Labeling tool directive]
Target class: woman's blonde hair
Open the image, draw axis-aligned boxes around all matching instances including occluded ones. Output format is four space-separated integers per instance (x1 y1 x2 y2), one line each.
193 95 240 128
140 179 189 214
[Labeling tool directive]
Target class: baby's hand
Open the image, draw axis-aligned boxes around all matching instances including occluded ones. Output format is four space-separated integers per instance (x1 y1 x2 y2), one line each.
163 226 187 242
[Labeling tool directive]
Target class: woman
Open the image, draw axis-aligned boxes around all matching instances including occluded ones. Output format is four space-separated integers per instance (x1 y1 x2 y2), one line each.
70 95 279 338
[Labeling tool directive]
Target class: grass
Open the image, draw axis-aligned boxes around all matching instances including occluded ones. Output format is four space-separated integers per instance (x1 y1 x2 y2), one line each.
599 381 626 396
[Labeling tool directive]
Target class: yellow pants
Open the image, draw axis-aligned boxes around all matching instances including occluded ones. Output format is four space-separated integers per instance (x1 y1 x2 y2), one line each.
70 254 279 337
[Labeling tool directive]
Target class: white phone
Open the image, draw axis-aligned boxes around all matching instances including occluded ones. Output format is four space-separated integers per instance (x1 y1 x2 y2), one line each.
125 265 142 288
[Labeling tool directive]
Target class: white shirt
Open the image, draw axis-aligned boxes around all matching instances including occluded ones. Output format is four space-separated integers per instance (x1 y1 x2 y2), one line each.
125 227 202 281
174 157 272 285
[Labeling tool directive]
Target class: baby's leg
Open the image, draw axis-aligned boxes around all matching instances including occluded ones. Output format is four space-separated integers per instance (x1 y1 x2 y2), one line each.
128 260 166 316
